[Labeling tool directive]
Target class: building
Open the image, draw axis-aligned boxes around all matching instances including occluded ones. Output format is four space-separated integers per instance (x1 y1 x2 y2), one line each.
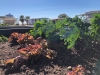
28 18 49 25
50 18 63 24
0 16 5 24
78 10 100 21
0 13 16 25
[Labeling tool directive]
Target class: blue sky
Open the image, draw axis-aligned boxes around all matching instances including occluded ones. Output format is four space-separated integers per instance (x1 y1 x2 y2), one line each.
0 0 100 19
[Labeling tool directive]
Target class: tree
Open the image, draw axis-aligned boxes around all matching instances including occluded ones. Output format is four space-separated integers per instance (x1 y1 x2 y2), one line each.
25 16 30 25
58 13 68 18
20 15 24 25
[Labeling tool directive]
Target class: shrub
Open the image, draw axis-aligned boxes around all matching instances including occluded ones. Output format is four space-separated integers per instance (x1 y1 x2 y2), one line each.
29 13 100 49
0 35 8 42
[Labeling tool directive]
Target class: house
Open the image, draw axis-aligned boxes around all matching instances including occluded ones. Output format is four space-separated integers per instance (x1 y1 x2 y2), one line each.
78 10 100 21
0 13 16 25
28 18 49 25
50 18 63 24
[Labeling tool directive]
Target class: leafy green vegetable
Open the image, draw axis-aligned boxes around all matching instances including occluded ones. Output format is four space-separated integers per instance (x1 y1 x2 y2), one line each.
0 35 8 42
29 13 100 49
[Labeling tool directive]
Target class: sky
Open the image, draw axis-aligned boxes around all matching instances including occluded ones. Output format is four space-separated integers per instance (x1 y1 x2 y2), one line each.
0 0 100 19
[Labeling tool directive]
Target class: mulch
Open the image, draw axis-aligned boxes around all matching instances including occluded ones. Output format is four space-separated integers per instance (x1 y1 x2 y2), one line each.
0 42 99 75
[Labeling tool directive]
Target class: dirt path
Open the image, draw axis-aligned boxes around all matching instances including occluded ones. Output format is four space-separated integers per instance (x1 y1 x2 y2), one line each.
0 42 99 75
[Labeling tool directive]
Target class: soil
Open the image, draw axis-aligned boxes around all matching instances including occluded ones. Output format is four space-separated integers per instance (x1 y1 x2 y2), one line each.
0 42 99 75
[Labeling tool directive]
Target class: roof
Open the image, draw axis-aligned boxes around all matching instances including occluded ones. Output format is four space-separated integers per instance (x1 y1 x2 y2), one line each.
50 18 63 20
77 10 100 16
85 10 100 15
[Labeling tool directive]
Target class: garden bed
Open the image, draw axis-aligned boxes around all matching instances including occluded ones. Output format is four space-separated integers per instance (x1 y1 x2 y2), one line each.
0 42 99 75
0 42 100 75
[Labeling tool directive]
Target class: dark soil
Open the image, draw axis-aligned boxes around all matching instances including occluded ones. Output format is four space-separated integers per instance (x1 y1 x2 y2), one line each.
0 42 99 75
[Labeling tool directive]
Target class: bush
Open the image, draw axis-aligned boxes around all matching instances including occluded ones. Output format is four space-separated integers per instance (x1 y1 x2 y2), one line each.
0 35 8 42
29 13 100 49
0 24 9 26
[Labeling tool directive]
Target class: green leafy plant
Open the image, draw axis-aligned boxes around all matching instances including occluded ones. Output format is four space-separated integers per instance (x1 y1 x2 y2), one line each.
0 24 9 26
29 13 100 49
0 35 8 42
88 13 100 39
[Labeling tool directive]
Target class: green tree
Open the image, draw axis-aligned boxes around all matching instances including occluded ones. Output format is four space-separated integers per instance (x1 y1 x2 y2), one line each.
58 13 68 18
25 16 30 25
20 15 24 25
